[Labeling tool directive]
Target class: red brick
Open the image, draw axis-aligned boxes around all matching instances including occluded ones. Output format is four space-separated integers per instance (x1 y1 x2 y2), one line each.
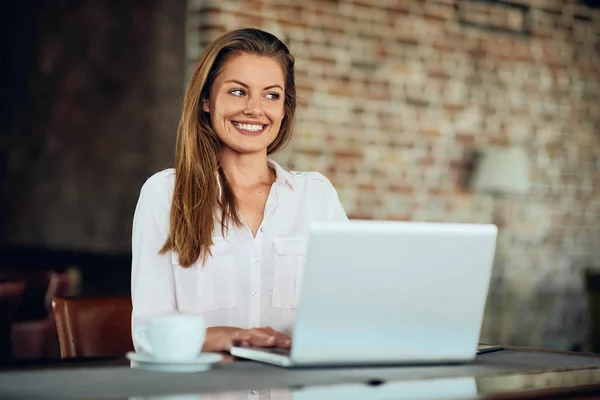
428 69 451 80
358 183 376 192
309 55 336 65
490 134 510 146
433 42 456 53
333 150 363 162
328 86 354 98
296 83 314 94
444 103 465 114
420 128 441 138
455 133 476 145
348 212 374 220
238 0 265 9
231 12 265 27
390 184 414 195
278 19 305 29
417 156 436 166
296 148 324 157
388 215 413 221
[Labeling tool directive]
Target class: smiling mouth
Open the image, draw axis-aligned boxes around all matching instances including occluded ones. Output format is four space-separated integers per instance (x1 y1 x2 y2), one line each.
231 121 268 136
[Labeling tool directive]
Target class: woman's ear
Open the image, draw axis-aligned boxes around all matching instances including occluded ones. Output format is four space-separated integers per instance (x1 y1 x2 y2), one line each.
201 98 210 113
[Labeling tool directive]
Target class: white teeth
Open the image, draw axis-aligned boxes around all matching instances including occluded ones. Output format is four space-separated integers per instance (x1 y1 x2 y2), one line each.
234 122 264 132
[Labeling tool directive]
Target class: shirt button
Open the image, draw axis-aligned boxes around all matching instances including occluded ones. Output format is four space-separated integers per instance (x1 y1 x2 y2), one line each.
252 257 259 263
252 291 259 298
251 390 258 395
260 227 264 233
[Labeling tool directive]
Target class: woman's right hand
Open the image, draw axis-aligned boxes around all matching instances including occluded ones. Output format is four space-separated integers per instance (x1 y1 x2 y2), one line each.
203 326 291 352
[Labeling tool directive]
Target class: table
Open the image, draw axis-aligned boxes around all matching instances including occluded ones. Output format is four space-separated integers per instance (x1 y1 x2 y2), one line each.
1 346 600 399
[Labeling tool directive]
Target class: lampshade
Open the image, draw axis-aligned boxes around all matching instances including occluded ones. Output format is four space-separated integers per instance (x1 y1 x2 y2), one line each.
470 146 531 195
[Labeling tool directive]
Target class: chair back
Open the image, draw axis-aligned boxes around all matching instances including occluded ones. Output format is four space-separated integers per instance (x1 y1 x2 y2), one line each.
52 296 133 358
44 271 71 313
0 282 25 361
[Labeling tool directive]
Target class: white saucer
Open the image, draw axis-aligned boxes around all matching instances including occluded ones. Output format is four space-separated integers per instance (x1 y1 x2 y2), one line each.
126 352 223 372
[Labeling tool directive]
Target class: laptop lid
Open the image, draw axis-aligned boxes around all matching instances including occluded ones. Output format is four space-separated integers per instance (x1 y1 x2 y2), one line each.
289 220 498 366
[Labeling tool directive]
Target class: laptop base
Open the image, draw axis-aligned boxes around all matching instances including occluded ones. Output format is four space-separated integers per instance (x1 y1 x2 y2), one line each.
230 345 502 368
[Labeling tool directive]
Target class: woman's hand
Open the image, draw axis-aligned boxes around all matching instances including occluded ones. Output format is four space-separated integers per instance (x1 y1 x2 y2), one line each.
203 326 291 352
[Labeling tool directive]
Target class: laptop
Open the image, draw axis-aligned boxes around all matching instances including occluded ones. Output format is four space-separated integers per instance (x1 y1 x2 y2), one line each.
230 220 498 367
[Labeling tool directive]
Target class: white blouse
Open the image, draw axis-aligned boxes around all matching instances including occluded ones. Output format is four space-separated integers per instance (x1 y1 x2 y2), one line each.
130 160 347 351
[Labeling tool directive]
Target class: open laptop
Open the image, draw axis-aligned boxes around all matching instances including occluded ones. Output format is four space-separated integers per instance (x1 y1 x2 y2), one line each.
231 220 498 367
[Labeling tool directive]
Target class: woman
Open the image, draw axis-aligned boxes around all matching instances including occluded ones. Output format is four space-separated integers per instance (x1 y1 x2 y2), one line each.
131 28 347 353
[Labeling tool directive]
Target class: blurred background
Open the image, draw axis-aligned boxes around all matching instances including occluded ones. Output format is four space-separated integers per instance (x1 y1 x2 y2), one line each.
0 0 599 361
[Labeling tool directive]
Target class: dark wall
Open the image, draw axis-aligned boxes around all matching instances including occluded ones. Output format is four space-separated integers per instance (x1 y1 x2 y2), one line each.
0 0 185 295
1 0 185 257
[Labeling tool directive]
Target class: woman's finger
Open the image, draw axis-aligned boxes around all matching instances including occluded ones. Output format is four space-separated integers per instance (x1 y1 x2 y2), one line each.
232 328 275 347
247 333 276 347
262 327 292 348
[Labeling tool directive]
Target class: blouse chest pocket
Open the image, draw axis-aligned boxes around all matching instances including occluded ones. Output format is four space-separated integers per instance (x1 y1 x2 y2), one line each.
272 237 308 309
172 238 237 313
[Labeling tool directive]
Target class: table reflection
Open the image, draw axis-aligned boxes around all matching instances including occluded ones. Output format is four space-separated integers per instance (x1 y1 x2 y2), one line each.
130 376 477 399
130 367 600 400
477 367 600 394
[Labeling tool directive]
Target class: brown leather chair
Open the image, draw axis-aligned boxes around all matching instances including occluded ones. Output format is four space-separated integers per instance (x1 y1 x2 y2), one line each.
0 281 25 362
52 296 133 358
12 271 72 359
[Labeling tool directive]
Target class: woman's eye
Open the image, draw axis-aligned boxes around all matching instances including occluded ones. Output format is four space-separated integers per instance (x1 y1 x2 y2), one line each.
229 89 245 97
266 92 281 100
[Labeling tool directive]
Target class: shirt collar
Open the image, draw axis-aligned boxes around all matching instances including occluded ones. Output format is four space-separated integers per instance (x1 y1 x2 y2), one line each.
268 159 296 193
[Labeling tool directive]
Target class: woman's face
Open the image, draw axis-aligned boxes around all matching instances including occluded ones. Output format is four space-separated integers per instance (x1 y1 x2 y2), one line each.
203 53 286 156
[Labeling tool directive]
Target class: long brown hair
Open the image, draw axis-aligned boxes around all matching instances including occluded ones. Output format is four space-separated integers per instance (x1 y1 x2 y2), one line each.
159 28 297 267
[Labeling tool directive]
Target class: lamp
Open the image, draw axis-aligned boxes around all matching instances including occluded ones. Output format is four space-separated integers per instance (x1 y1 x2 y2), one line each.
470 146 531 196
469 146 531 345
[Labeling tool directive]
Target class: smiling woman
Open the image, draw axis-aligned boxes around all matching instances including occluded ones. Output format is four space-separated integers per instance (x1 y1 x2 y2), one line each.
203 54 286 154
130 28 347 354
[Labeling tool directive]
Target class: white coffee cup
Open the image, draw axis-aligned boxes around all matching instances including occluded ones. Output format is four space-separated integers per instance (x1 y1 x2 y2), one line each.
134 314 206 361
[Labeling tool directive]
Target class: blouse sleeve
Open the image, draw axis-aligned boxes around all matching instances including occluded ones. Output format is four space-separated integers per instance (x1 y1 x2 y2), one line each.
328 184 349 221
130 176 177 351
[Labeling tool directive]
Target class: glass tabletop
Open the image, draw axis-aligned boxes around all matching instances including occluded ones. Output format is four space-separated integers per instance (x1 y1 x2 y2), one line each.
3 348 600 400
100 368 600 400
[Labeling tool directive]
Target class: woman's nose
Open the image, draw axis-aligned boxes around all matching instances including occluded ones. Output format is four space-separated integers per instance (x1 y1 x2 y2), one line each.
243 96 263 117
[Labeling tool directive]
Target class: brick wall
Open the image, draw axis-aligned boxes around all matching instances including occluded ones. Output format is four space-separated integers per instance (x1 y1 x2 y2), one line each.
187 0 600 350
